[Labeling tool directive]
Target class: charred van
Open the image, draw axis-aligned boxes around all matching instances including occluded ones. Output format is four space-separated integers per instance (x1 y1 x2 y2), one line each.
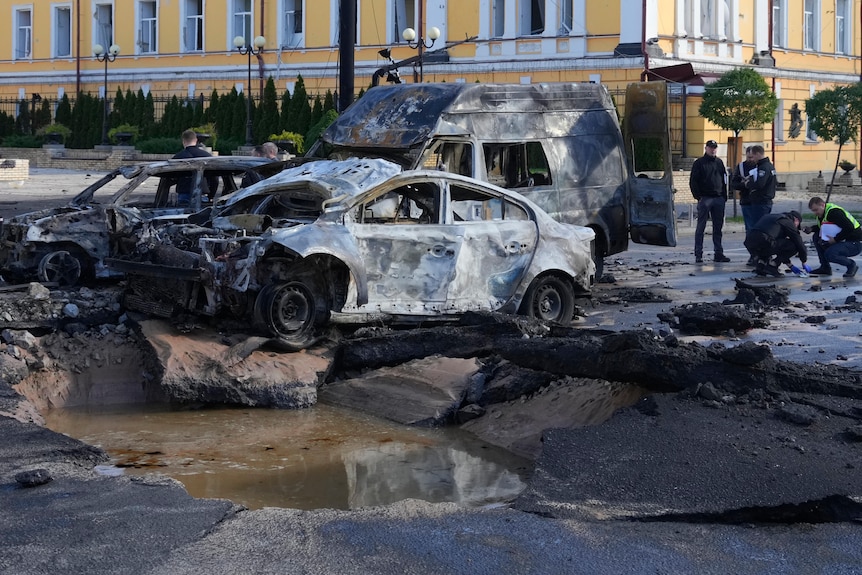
308 81 676 276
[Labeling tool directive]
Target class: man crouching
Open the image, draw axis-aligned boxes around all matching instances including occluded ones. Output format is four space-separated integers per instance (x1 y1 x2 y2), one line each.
744 211 808 277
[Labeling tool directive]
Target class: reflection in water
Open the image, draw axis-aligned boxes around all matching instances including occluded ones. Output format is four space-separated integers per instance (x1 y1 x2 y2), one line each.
44 404 529 511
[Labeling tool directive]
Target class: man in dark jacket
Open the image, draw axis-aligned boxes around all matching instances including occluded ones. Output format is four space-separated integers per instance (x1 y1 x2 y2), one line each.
741 144 776 220
730 146 759 265
172 129 212 205
744 211 808 277
690 140 729 263
805 196 862 277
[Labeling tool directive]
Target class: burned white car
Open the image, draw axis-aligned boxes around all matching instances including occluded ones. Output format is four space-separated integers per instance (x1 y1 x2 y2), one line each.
109 159 595 348
0 156 286 286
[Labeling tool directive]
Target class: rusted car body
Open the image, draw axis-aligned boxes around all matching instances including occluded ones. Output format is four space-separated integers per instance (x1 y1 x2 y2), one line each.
109 158 595 348
0 156 285 286
307 82 676 276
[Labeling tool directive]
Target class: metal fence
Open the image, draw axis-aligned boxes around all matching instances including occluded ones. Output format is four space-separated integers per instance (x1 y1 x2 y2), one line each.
0 95 207 124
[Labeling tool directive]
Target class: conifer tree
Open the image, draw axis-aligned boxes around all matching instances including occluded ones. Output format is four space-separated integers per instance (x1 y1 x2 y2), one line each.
55 94 72 127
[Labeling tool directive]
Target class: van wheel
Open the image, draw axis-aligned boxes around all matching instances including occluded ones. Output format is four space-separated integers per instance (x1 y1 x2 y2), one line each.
253 279 330 349
38 250 84 287
520 275 575 324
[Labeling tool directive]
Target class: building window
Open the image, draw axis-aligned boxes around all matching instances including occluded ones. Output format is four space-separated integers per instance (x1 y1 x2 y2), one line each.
559 0 573 34
15 8 32 60
94 3 114 49
233 0 253 44
282 0 304 48
54 5 72 58
392 0 417 43
138 1 157 54
836 0 850 54
492 0 505 38
803 0 819 51
519 0 545 36
183 0 204 52
772 0 784 47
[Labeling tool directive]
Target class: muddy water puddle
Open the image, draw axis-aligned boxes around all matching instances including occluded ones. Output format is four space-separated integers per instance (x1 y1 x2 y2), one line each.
44 404 531 510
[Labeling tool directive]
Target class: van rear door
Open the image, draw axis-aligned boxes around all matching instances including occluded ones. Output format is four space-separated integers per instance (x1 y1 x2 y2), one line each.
622 81 677 247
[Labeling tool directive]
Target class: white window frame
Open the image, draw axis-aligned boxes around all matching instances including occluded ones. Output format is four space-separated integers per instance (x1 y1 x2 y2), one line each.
774 99 784 142
391 0 417 44
772 0 787 48
835 0 850 55
53 4 73 58
182 0 205 52
518 0 545 36
137 0 158 54
93 2 114 50
492 0 506 38
14 6 33 60
559 0 573 34
232 0 253 46
803 0 819 51
281 0 304 48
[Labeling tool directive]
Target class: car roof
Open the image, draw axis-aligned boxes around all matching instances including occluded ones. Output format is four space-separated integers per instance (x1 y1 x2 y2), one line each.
221 158 403 206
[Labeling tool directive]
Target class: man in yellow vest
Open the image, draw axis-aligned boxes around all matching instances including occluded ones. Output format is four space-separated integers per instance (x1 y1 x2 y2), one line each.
804 196 862 277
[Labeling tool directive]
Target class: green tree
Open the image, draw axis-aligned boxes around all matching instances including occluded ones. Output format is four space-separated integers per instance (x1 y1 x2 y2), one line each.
259 77 280 141
55 94 72 127
698 68 777 137
286 75 311 135
279 89 292 132
805 82 862 202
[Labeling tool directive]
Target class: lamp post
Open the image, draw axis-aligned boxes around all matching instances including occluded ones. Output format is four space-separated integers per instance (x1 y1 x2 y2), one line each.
233 35 266 147
93 43 119 146
401 26 440 83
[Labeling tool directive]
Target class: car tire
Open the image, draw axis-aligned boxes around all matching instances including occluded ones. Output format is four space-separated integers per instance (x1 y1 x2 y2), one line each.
37 250 84 287
520 275 575 324
253 280 330 349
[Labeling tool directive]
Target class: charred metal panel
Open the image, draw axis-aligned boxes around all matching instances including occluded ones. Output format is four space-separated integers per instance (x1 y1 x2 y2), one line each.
323 84 463 149
623 81 677 247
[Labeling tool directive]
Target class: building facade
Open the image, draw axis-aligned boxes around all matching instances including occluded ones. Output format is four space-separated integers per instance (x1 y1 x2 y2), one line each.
0 0 859 182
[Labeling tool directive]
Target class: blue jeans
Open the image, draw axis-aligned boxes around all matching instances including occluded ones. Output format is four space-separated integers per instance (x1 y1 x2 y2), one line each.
741 204 771 233
815 238 862 271
694 196 726 258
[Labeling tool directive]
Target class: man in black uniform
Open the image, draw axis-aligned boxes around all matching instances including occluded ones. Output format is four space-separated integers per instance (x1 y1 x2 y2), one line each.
744 211 808 277
690 140 730 263
172 129 212 205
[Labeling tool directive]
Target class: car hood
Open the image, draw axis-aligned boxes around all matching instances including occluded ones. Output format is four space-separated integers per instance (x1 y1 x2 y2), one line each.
219 158 402 208
6 205 95 227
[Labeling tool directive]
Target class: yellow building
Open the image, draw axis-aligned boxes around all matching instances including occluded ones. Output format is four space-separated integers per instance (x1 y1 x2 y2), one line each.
0 0 859 185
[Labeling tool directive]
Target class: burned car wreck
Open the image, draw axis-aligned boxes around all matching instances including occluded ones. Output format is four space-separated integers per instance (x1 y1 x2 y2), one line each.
109 159 595 348
0 156 285 286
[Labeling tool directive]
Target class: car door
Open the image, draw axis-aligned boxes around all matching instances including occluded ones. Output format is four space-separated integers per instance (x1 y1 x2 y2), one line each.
349 180 460 315
444 181 538 311
622 81 677 247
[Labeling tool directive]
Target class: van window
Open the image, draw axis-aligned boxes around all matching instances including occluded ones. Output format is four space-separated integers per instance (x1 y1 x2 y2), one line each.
630 137 668 179
450 184 529 222
482 142 552 189
421 141 473 176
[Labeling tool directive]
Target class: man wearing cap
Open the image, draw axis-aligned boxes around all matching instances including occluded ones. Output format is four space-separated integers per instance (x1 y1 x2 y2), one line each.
803 196 861 277
744 211 808 277
690 140 730 263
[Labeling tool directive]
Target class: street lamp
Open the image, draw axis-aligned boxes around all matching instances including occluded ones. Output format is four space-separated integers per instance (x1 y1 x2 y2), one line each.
401 26 440 83
93 43 120 146
233 35 266 147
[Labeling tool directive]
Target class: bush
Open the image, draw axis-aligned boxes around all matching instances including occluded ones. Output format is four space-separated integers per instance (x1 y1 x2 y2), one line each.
214 137 242 156
267 131 304 154
137 137 182 154
1 134 42 148
108 124 141 144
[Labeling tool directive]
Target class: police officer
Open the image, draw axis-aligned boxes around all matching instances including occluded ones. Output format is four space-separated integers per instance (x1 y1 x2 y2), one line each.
744 211 808 277
690 140 729 263
805 196 861 277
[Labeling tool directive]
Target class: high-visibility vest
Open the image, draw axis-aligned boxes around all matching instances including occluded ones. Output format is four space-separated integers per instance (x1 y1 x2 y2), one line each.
820 203 861 230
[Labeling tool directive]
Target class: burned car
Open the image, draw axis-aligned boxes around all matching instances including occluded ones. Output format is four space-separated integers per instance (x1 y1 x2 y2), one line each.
109 159 595 348
0 156 286 286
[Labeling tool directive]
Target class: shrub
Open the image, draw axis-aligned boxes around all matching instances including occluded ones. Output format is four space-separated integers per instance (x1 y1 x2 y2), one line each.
214 137 242 156
108 123 141 144
36 123 72 144
137 137 183 154
1 134 42 148
267 131 304 154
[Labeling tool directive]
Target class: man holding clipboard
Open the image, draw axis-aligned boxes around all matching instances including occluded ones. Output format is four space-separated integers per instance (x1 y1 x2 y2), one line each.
805 197 862 277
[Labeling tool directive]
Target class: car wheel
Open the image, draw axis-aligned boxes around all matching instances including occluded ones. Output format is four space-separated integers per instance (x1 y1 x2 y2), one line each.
37 250 83 287
520 275 575 324
253 280 329 348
